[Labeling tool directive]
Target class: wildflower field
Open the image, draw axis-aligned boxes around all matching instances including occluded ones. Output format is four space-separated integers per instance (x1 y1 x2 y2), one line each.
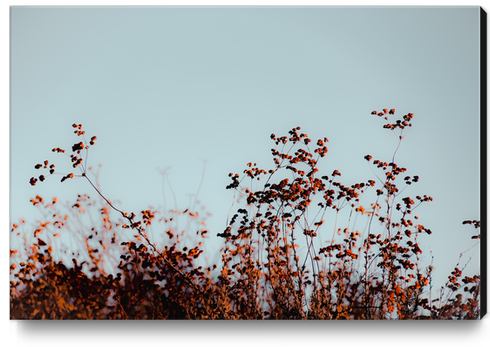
10 109 482 319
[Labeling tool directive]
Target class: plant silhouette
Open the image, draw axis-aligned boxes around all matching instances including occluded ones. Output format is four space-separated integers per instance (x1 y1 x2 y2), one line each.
11 111 481 319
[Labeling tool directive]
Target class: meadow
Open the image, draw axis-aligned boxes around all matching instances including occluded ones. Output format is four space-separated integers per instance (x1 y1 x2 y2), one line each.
10 109 481 319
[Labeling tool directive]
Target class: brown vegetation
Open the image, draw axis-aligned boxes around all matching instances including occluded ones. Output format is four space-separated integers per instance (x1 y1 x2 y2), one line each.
11 111 481 319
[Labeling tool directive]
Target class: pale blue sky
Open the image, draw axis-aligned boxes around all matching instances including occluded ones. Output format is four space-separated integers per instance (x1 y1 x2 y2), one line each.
10 6 481 292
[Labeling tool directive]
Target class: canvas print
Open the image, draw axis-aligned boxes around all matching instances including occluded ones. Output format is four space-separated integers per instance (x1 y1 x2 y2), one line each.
10 6 485 320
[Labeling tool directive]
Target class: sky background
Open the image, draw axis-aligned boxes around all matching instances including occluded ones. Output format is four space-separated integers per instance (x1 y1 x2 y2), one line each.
8 4 483 334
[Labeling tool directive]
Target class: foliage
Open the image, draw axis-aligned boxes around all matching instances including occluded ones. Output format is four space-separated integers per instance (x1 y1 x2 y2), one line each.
11 110 481 319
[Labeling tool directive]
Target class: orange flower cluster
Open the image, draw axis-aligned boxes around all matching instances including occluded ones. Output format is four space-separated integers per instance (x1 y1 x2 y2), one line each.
30 123 97 186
